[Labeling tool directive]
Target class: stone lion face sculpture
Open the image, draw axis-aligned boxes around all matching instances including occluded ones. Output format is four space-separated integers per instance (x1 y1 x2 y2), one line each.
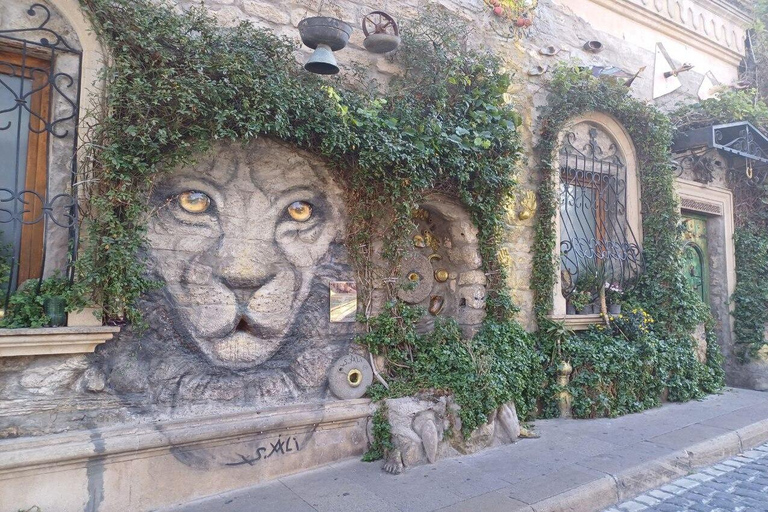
147 138 347 371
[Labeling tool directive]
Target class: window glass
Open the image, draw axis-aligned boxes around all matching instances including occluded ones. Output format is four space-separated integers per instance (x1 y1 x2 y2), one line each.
558 123 642 309
0 73 33 272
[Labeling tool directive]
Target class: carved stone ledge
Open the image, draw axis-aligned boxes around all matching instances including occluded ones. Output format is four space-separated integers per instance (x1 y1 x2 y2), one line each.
0 326 121 357
585 0 748 63
547 314 606 331
0 400 374 511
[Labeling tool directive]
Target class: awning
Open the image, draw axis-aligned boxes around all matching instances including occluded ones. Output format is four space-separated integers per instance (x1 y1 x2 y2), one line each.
673 121 768 165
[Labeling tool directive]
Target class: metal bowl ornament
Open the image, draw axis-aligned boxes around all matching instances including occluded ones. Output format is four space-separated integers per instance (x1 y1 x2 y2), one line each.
298 16 353 75
362 11 401 54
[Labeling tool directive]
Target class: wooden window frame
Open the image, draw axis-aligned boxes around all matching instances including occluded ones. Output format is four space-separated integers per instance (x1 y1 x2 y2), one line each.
0 49 50 285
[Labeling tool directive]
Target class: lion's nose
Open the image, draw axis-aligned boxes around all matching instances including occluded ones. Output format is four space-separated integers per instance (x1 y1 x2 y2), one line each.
217 238 279 291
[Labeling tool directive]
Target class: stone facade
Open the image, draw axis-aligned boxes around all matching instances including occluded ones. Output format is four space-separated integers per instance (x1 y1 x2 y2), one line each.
0 0 761 509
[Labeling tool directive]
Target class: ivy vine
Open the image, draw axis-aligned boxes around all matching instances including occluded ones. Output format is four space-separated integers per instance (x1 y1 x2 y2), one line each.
532 65 724 417
672 90 768 360
76 0 543 447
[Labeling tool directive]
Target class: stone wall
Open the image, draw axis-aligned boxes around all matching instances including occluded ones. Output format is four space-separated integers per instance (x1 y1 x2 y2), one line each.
0 0 757 508
0 0 754 435
0 0 757 492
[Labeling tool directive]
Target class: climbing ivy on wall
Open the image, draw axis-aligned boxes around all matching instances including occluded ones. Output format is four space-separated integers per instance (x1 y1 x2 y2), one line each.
77 0 543 438
78 0 521 322
533 65 724 417
673 90 768 360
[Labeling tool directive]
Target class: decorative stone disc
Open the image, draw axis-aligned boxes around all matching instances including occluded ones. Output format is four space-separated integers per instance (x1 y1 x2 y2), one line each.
327 354 374 400
397 253 434 304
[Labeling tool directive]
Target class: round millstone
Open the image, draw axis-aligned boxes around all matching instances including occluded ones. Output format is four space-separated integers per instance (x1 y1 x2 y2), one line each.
327 354 374 399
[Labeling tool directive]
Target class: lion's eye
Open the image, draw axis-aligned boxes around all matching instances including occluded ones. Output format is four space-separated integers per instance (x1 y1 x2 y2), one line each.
178 191 211 213
287 201 313 222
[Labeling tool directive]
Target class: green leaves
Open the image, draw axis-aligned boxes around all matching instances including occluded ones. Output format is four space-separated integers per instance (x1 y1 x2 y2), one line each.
362 306 543 436
533 65 725 418
732 226 768 360
79 0 522 325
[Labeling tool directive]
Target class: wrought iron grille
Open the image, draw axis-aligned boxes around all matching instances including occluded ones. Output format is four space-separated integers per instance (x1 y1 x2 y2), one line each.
673 150 723 185
559 127 643 302
0 3 82 311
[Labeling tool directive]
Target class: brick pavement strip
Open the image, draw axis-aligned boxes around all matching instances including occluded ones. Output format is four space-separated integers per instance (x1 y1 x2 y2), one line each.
607 442 768 512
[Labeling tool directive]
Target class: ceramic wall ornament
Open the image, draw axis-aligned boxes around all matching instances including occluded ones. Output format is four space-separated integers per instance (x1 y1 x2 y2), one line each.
498 247 512 268
485 0 538 40
503 195 517 224
434 269 449 283
423 230 440 252
538 45 560 56
517 190 538 220
582 40 603 53
428 295 445 316
412 208 430 222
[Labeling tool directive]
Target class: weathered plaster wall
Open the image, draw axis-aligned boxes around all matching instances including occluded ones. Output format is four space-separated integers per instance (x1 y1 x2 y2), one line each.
0 0 757 508
1 0 753 435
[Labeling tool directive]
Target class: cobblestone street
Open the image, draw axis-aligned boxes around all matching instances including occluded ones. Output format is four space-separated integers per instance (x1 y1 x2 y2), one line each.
608 443 768 512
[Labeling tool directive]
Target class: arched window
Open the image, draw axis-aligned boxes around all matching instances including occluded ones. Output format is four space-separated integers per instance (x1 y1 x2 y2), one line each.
0 0 94 297
552 113 643 318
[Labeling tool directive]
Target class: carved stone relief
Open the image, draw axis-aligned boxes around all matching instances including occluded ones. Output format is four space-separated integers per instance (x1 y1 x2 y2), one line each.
380 395 520 474
98 138 357 409
394 195 487 336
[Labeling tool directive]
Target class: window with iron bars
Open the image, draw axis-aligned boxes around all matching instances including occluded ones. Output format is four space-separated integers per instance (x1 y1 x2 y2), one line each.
558 124 642 311
0 2 82 311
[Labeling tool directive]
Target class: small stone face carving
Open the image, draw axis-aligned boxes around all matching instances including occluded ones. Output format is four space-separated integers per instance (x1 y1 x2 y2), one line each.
381 396 521 474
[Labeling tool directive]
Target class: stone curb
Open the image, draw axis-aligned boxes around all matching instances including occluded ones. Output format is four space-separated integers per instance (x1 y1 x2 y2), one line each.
525 418 768 512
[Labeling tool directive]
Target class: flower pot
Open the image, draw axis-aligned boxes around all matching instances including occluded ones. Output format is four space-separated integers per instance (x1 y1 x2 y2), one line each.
566 303 576 315
608 304 621 315
578 304 594 315
44 297 67 327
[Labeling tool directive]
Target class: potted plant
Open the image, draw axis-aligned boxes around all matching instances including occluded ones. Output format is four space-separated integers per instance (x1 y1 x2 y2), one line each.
605 283 623 315
571 263 604 314
0 272 84 328
570 289 593 315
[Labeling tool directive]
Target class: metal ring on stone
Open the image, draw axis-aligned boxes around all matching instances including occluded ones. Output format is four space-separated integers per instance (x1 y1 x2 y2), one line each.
327 354 374 399
348 369 363 387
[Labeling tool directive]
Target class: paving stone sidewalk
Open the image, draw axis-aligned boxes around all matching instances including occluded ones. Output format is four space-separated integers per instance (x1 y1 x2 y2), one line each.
165 388 768 512
607 442 768 512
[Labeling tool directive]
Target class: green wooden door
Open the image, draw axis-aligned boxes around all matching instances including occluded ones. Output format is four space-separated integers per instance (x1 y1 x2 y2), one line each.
681 214 709 303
